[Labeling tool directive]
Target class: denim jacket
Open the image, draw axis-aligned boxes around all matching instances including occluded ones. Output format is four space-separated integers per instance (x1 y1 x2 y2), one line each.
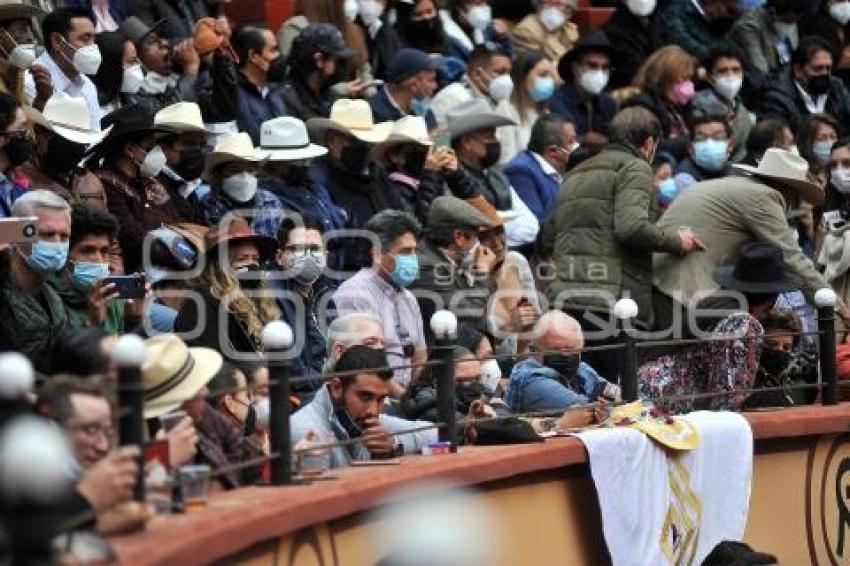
504 357 609 414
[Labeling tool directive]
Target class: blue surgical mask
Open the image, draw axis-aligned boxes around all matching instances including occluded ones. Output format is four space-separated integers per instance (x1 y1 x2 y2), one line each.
391 253 419 287
23 240 69 274
658 178 679 206
530 76 555 102
411 96 431 118
693 139 728 172
813 140 835 165
71 261 109 291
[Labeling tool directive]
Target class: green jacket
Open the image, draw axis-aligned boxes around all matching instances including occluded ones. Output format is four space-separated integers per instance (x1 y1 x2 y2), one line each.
49 276 126 335
542 143 683 328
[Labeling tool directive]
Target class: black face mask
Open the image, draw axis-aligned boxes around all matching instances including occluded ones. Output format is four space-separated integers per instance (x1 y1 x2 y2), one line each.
481 141 501 169
339 141 372 173
282 164 312 187
543 353 581 380
4 136 33 169
267 56 287 83
401 145 428 178
44 134 86 183
759 347 794 377
174 148 205 181
455 381 485 414
808 74 831 96
242 403 257 436
235 263 263 290
407 17 440 44
334 406 363 438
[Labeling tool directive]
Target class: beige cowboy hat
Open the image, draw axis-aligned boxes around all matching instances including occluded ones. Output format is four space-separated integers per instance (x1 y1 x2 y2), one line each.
0 0 43 21
372 115 433 159
203 131 264 179
25 92 110 145
307 99 393 145
256 116 328 162
142 334 223 419
154 101 206 134
733 147 824 205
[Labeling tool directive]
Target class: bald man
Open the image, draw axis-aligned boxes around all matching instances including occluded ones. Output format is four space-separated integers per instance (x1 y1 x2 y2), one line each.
503 311 621 413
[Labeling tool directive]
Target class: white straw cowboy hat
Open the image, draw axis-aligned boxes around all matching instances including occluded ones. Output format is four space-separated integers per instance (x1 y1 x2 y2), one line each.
0 0 43 21
25 92 110 145
154 102 206 134
372 116 433 158
446 98 515 139
203 132 263 178
256 116 328 161
142 334 223 419
733 147 824 205
307 99 393 144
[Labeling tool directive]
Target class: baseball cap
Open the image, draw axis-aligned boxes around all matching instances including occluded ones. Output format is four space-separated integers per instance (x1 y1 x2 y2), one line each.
291 23 357 60
386 48 445 84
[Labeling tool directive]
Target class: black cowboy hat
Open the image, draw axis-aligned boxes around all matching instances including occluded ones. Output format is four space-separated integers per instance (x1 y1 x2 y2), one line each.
713 242 802 294
84 104 172 163
557 30 617 83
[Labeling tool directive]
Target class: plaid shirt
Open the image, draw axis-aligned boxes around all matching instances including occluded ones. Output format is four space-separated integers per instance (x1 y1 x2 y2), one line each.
200 187 286 238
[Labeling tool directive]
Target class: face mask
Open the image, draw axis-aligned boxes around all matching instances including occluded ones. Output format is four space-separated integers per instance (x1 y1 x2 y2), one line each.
398 144 428 177
390 253 419 287
138 145 166 178
4 135 33 168
62 37 102 75
340 141 372 173
344 0 359 21
481 140 501 169
579 69 609 95
542 353 581 380
693 138 728 172
289 251 325 285
759 347 793 376
480 359 502 392
174 148 205 181
222 171 258 203
22 240 69 274
9 44 39 69
44 134 86 184
411 95 431 118
71 261 109 291
808 74 831 96
241 401 257 436
539 7 567 31
813 140 835 164
460 240 479 271
267 56 287 83
658 177 679 206
408 17 440 42
281 163 312 186
254 397 269 430
530 76 556 102
488 73 513 102
359 0 385 26
235 263 263 290
625 0 656 16
832 167 850 194
454 381 485 413
466 5 492 30
121 64 144 94
713 74 743 101
830 2 850 25
671 80 695 106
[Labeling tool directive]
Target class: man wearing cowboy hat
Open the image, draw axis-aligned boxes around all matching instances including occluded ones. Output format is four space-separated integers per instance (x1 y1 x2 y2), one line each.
549 30 618 153
654 147 850 333
448 98 540 250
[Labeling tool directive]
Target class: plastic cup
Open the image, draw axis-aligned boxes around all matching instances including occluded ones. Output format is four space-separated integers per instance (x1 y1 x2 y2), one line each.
179 464 210 511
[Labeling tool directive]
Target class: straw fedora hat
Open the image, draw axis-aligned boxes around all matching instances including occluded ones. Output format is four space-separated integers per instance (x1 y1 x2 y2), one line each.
25 92 110 145
203 132 262 179
446 98 516 140
0 0 42 21
256 117 328 162
307 99 393 144
154 102 206 134
732 147 824 205
142 334 222 419
371 116 433 159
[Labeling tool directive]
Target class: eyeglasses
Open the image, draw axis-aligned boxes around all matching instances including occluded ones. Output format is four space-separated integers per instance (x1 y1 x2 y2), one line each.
69 422 115 441
284 245 324 256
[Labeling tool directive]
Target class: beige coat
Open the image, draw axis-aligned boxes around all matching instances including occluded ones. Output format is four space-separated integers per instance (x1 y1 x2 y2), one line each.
511 13 579 63
654 177 833 307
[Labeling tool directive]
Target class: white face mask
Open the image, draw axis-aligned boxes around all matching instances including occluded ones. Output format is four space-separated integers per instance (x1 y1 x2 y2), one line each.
579 69 609 95
480 359 502 392
830 1 850 25
358 0 385 26
832 167 850 194
138 145 166 178
344 0 359 22
713 73 743 101
625 0 656 16
223 171 258 203
488 73 514 102
9 43 39 69
63 38 102 75
121 63 144 94
539 6 567 31
466 5 492 30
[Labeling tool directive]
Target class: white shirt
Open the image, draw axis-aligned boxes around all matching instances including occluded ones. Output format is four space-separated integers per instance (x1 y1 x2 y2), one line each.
25 52 102 131
795 81 828 114
531 151 563 185
503 184 540 248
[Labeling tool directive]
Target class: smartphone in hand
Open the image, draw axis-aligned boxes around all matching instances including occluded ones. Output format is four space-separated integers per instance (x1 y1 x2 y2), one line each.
104 274 145 299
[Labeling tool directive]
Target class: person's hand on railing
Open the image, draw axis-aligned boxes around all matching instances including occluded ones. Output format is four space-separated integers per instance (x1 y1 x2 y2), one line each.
77 446 140 513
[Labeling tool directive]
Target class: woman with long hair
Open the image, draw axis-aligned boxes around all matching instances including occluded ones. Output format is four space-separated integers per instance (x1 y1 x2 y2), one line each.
394 0 451 55
91 31 142 114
